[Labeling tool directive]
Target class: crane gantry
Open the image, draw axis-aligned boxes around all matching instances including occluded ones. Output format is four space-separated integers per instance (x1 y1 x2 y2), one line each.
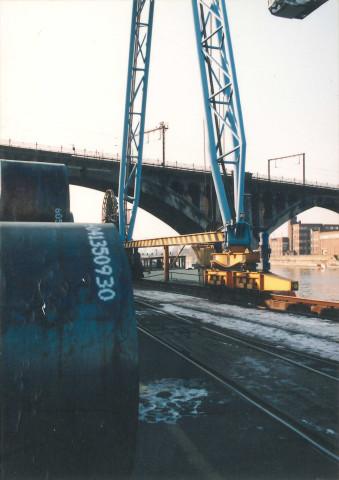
116 0 327 292
117 0 328 244
118 0 250 249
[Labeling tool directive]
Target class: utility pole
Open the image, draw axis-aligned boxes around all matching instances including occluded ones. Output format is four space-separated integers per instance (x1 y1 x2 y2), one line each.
268 153 305 184
143 122 169 167
160 121 168 167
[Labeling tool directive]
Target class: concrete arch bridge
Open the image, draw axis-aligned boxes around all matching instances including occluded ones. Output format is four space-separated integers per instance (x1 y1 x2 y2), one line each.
1 144 338 245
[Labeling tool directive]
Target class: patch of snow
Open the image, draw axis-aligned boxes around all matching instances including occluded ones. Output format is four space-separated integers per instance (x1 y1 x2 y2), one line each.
138 378 209 424
301 419 338 437
134 289 339 361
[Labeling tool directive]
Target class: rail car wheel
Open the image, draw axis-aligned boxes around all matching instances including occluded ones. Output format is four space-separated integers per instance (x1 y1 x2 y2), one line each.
0 223 138 479
102 189 118 226
0 159 71 222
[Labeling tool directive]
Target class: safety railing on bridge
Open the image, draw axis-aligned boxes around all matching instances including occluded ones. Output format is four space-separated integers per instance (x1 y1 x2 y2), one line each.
0 138 116 161
1 138 338 189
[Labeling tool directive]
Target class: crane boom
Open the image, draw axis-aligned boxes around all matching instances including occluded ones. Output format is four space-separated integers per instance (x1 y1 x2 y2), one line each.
191 0 251 249
192 0 246 225
118 0 329 245
118 0 304 293
119 0 251 249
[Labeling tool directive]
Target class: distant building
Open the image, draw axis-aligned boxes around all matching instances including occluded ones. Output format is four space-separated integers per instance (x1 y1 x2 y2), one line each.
288 217 339 255
288 217 322 255
269 237 289 256
311 230 339 256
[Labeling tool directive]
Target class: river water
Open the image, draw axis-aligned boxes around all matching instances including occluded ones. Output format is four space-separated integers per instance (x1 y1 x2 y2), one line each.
270 265 339 302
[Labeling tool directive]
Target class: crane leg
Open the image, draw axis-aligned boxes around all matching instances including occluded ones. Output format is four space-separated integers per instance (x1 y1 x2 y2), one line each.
118 0 155 241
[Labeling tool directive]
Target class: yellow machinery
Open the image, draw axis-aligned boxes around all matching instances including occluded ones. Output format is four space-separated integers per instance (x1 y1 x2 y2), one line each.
205 249 298 293
124 232 298 294
204 231 298 293
192 233 299 294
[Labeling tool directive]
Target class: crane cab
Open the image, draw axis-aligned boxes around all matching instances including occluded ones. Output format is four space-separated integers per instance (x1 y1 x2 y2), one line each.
268 0 328 19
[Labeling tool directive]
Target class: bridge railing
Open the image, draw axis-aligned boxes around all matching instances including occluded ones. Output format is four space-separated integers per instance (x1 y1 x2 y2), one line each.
250 172 339 189
0 138 210 171
1 138 338 189
0 138 117 160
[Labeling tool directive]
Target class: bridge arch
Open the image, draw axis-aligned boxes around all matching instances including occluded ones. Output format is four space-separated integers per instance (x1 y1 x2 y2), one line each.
0 145 338 239
262 194 339 235
139 178 209 234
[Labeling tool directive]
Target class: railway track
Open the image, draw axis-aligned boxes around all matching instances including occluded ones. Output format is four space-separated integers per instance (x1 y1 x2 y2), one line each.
134 296 339 463
135 298 339 380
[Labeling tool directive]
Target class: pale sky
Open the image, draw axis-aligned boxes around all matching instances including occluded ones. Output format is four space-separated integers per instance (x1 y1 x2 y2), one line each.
1 0 338 238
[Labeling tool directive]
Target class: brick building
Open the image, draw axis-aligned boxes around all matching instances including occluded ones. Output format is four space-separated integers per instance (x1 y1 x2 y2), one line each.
311 230 339 256
288 217 339 255
269 237 289 256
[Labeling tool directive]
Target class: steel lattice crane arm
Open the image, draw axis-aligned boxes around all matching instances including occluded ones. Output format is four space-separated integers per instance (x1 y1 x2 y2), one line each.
118 0 154 242
191 0 251 251
119 0 252 251
117 0 306 292
118 0 330 245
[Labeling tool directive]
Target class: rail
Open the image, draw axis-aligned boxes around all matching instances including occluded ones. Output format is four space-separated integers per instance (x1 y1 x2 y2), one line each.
1 138 338 189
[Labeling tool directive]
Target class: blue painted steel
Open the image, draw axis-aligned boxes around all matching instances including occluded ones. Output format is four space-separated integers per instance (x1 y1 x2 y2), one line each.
0 223 138 478
259 231 271 272
225 221 252 251
192 0 250 248
191 0 249 247
120 0 249 248
219 0 247 219
119 0 155 241
0 159 71 222
191 0 233 226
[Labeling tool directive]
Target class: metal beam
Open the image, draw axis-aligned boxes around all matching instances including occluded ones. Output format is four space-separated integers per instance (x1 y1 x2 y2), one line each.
191 0 246 224
119 0 155 241
120 0 247 243
124 231 223 249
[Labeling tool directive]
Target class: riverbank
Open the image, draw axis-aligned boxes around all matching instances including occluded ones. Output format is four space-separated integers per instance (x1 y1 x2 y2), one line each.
270 255 339 268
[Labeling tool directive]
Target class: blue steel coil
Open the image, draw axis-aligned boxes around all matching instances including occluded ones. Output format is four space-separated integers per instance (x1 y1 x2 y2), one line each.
0 159 71 222
0 223 138 479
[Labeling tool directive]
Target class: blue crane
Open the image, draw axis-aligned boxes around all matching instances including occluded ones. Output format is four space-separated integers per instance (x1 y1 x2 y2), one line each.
118 0 328 269
118 0 250 250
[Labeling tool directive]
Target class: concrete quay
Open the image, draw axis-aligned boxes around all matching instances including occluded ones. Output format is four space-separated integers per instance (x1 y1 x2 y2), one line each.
270 254 339 267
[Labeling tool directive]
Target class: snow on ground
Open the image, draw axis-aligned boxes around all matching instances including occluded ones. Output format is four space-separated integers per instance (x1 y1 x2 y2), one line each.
134 289 339 362
139 378 210 424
